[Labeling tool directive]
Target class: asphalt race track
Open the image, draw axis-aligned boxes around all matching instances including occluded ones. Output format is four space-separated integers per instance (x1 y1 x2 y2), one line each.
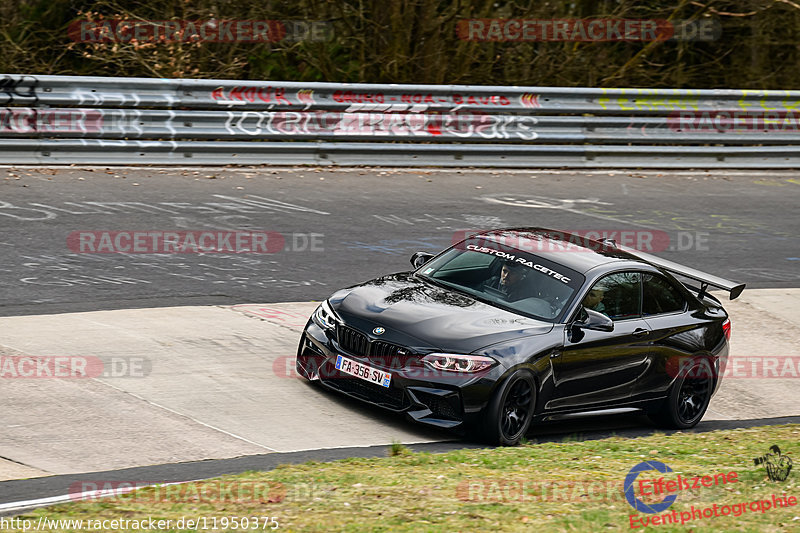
0 166 799 512
1 167 799 316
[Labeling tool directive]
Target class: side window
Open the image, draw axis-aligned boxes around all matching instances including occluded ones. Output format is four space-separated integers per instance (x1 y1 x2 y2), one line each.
642 273 686 315
583 272 641 321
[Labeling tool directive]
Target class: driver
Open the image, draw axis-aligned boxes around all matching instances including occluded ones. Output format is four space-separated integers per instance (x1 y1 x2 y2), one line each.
582 286 607 315
484 260 529 301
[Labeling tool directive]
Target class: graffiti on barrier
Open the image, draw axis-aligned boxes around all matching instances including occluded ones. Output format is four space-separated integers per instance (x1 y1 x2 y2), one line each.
222 110 538 139
0 75 39 105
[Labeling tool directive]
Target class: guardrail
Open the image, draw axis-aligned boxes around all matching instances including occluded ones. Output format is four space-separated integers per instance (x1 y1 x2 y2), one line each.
3 74 800 167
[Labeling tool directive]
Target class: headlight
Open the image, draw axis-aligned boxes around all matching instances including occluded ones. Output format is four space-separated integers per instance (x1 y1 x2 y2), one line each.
421 353 496 373
312 300 339 330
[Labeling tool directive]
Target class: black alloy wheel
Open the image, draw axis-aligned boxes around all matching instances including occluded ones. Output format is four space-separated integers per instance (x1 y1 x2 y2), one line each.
478 369 536 446
649 357 714 429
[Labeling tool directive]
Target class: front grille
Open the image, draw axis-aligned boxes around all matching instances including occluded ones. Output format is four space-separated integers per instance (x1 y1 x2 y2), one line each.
371 341 401 358
336 325 410 368
368 340 408 368
336 325 368 356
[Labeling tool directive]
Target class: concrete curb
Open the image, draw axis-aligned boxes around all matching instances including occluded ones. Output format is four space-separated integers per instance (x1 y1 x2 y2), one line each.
0 292 797 481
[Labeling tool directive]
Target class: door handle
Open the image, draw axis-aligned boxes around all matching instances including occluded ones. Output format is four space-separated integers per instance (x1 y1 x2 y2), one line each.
632 328 650 338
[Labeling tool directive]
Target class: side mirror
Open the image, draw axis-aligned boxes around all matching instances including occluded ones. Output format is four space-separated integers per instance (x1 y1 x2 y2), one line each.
410 251 435 269
575 307 614 332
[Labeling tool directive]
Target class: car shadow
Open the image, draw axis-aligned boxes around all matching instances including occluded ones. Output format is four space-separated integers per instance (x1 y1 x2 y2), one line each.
406 414 800 453
308 381 799 446
305 380 452 440
523 413 800 444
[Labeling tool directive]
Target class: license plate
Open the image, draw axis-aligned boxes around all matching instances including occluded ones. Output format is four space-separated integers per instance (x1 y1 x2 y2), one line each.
335 355 392 388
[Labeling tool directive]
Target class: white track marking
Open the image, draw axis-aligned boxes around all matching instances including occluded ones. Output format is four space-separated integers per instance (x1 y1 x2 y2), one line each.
94 379 278 453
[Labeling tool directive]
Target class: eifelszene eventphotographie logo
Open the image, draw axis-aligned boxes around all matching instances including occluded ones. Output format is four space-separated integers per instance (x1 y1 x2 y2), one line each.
754 445 793 482
624 461 678 514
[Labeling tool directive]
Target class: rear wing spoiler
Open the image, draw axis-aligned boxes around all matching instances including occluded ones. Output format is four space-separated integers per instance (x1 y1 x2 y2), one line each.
615 245 746 300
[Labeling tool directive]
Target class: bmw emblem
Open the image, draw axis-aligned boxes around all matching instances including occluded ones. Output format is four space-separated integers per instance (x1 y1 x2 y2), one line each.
373 327 385 335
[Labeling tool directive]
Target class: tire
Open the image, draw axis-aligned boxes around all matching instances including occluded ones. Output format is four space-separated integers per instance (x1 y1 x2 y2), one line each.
649 357 714 429
476 369 536 446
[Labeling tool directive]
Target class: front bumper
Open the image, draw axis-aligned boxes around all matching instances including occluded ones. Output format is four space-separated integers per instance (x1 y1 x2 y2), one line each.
295 320 501 429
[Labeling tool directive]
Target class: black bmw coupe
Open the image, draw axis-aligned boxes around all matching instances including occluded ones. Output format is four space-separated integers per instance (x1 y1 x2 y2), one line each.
296 229 744 445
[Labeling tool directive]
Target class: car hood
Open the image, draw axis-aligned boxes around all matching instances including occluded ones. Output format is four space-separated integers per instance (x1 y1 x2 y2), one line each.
329 273 553 354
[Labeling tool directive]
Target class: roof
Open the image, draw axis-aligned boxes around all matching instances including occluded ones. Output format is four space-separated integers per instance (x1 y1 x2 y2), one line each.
468 227 643 275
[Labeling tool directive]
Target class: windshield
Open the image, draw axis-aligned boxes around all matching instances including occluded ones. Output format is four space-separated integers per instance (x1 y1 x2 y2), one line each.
416 238 584 322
